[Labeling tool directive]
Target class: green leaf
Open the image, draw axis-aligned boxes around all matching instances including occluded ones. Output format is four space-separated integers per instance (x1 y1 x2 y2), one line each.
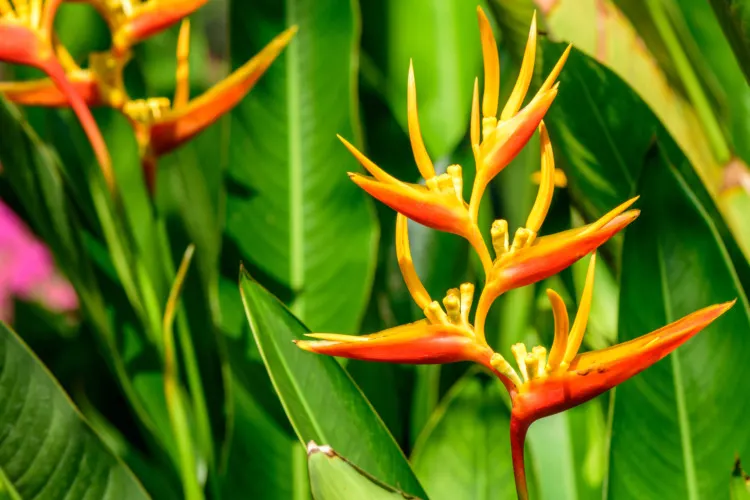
731 461 750 499
222 371 310 499
540 0 719 177
410 375 517 500
239 271 426 498
226 0 378 333
608 144 750 498
307 442 417 499
709 0 750 85
0 322 149 499
361 0 482 158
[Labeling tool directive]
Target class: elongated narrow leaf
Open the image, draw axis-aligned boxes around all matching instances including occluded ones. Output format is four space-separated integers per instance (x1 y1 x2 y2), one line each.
709 0 750 85
307 442 417 499
226 0 378 333
539 0 718 177
0 322 148 499
608 145 750 498
361 0 482 158
239 271 427 497
410 376 517 500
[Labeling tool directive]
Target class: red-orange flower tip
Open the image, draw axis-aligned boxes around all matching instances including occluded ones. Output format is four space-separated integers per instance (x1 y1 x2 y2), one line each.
112 0 209 53
148 25 297 156
510 300 734 423
488 197 640 298
295 322 479 365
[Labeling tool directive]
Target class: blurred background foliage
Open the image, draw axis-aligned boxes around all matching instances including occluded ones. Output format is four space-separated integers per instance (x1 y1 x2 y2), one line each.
0 0 749 498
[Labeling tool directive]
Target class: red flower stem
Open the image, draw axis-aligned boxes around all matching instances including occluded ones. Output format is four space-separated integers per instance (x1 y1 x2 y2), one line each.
42 57 115 192
510 416 530 500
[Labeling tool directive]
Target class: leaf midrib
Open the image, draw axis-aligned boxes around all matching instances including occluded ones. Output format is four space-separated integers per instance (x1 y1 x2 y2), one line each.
656 239 698 500
287 1 304 318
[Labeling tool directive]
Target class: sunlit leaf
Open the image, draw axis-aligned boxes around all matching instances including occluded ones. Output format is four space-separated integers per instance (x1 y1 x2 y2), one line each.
307 442 417 499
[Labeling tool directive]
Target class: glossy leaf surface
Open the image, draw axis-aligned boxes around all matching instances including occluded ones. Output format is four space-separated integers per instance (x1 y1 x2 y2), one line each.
239 271 426 497
226 0 378 333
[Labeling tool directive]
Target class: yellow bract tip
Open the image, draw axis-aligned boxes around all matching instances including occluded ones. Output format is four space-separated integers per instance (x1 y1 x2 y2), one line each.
563 252 597 364
407 61 436 180
471 77 480 147
304 333 367 343
477 6 500 119
581 196 640 236
540 44 572 95
500 13 537 120
525 121 555 234
338 135 397 185
173 18 191 108
545 288 569 370
396 213 432 310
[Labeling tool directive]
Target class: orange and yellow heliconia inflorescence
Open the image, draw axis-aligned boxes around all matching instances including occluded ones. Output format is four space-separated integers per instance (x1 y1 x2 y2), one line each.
0 0 296 193
294 7 735 499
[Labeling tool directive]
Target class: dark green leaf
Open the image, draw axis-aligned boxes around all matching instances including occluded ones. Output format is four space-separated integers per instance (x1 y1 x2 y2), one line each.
307 442 417 499
710 0 750 85
226 0 378 333
361 0 482 158
239 271 426 497
608 145 750 498
0 322 149 499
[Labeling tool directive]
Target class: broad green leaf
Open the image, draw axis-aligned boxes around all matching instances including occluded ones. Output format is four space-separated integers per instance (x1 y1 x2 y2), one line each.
608 144 750 498
226 0 378 333
540 0 719 180
307 442 416 499
410 376 517 500
541 43 655 221
0 322 149 499
239 271 427 498
709 0 750 85
361 0 482 158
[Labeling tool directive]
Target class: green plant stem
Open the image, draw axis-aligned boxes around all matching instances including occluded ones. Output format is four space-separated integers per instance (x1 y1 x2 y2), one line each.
163 245 203 500
646 0 731 164
156 225 219 499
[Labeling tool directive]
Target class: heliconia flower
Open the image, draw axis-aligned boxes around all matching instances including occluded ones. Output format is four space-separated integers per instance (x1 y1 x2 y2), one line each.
0 0 114 190
122 23 297 192
341 61 494 272
470 122 639 338
296 213 517 391
482 252 736 499
68 0 208 54
467 7 571 219
0 45 130 108
294 6 735 499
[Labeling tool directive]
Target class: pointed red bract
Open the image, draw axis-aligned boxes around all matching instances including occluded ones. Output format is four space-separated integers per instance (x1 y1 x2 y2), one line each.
511 301 734 422
296 321 492 365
